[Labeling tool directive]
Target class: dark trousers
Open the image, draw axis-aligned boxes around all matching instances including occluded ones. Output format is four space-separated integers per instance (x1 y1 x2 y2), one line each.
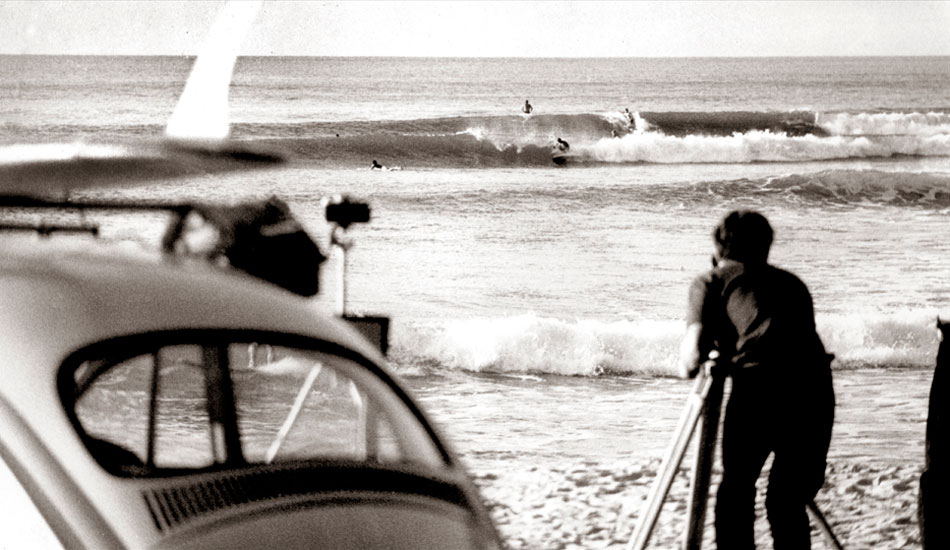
715 381 833 550
920 469 949 549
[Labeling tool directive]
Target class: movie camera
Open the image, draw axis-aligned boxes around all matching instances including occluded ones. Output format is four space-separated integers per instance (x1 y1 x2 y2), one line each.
324 195 371 229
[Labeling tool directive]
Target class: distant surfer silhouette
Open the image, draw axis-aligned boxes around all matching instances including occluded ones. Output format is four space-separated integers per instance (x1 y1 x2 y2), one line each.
522 99 533 114
370 159 401 172
624 108 638 131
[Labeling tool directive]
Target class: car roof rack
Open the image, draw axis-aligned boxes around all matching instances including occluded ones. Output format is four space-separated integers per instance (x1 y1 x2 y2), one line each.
0 222 100 237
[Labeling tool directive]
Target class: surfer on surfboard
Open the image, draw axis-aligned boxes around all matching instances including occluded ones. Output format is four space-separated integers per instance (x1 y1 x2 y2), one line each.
552 137 570 165
624 108 638 131
370 159 402 172
522 99 533 114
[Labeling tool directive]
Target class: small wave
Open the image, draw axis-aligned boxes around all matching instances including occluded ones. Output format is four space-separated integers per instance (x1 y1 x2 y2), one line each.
754 169 950 207
683 169 950 208
388 311 943 377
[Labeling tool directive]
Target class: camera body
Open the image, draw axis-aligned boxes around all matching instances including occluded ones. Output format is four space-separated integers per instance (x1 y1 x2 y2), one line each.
325 196 370 229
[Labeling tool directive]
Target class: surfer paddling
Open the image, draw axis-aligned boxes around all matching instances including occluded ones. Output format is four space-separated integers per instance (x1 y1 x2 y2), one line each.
679 210 835 550
370 159 401 172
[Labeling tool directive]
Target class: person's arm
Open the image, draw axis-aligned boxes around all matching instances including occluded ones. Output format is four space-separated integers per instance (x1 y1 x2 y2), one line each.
679 322 703 378
680 274 715 379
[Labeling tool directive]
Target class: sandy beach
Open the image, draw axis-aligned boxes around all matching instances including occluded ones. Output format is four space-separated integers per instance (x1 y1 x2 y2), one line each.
473 458 922 550
411 366 936 550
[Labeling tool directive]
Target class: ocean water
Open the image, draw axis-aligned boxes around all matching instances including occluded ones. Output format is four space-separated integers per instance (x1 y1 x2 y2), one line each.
2 55 950 547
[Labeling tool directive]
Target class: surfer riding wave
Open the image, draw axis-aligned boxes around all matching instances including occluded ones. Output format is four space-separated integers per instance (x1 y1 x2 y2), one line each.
552 137 570 165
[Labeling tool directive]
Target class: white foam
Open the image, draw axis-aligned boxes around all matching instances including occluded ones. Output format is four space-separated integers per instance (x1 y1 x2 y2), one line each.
393 310 944 376
818 111 950 137
819 309 943 368
580 130 950 164
400 314 687 376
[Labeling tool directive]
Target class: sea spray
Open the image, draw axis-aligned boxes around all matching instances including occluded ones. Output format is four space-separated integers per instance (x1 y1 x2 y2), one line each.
393 314 683 377
819 310 944 369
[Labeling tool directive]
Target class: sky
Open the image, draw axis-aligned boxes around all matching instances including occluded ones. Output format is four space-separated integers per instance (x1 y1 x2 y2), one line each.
1 0 949 57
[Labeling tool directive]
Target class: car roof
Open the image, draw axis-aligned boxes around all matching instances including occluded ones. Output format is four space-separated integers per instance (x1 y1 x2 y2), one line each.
0 235 404 548
0 235 384 423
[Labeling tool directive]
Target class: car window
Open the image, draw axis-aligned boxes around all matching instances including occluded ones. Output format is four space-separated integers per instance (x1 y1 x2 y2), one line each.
0 452 65 549
70 335 444 475
75 347 214 470
232 343 409 464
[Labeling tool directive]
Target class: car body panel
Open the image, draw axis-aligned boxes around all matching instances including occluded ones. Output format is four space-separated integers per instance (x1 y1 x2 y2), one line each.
0 237 500 549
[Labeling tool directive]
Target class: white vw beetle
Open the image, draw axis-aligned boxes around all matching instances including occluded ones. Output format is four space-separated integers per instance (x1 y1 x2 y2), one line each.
0 5 501 549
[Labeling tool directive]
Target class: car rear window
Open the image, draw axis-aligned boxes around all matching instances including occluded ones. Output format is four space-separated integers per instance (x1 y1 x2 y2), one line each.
66 333 445 475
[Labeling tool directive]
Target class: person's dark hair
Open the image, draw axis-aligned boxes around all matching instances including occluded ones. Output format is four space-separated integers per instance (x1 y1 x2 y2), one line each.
713 210 773 264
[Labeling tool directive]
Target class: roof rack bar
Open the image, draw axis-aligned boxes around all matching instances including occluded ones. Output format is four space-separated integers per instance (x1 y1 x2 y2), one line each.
0 195 192 214
0 222 100 237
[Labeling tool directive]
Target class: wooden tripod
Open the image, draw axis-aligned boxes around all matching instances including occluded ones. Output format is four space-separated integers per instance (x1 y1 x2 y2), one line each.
627 362 843 550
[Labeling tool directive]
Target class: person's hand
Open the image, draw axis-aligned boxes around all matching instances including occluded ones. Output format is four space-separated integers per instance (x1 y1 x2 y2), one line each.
702 350 726 378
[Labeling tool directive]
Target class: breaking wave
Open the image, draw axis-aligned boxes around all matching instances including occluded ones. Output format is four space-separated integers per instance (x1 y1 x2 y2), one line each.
388 311 944 378
8 109 950 167
258 109 950 167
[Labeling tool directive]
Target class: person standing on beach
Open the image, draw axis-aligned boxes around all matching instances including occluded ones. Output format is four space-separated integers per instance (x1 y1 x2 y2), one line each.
679 210 835 550
920 318 950 549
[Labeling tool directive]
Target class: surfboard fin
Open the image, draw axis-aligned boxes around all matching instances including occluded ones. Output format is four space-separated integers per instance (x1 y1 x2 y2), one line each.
166 1 262 141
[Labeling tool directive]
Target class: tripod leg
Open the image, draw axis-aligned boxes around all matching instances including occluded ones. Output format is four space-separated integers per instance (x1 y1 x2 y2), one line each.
627 374 712 550
683 374 725 550
807 500 845 550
